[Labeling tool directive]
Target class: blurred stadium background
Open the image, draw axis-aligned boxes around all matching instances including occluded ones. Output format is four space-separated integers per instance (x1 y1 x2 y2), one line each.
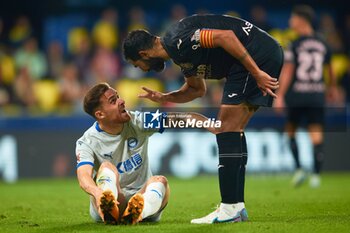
0 0 349 182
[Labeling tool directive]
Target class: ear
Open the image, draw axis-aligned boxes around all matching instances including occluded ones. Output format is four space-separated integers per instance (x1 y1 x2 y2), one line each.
139 50 149 58
95 110 104 120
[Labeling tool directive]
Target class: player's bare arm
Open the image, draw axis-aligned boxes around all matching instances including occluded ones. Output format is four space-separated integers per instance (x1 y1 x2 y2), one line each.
139 76 206 103
325 63 340 104
77 165 104 207
211 29 279 97
273 62 295 113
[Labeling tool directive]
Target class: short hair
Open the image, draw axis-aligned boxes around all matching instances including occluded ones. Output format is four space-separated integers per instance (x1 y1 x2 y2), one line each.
122 29 156 61
83 83 110 118
292 5 315 25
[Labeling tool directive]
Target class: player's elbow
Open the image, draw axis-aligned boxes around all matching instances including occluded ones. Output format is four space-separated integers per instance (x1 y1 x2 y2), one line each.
194 86 206 98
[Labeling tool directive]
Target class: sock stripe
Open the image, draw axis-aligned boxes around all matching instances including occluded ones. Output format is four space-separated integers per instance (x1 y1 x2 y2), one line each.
219 153 242 156
150 189 162 198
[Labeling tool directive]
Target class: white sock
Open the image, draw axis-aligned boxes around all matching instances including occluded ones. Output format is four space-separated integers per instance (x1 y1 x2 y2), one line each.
96 168 118 199
220 203 236 215
235 202 245 211
141 182 166 219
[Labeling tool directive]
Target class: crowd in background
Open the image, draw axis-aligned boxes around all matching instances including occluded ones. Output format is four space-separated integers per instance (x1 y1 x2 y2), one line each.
0 4 349 116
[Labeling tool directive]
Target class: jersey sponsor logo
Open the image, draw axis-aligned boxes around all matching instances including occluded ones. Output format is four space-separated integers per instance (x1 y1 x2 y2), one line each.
177 39 183 50
196 64 212 78
179 63 193 70
242 21 253 36
117 153 143 174
103 152 113 159
127 137 138 148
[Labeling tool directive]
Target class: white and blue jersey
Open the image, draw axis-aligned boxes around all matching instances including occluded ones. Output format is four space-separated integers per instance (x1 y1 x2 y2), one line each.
75 111 158 198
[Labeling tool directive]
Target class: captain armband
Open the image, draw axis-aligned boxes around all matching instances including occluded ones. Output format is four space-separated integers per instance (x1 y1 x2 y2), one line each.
200 29 214 48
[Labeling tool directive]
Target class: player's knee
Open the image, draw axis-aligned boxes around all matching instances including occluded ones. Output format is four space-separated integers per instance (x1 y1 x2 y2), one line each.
150 175 168 186
215 124 241 133
99 161 115 171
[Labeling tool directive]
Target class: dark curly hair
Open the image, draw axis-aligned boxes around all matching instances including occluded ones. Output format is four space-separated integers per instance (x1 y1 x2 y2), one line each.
122 29 156 61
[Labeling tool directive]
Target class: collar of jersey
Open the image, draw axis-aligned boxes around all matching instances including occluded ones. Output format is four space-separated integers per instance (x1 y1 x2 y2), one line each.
95 122 104 132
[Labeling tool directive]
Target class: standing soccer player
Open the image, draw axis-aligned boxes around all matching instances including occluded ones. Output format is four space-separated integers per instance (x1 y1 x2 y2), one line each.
274 5 337 187
76 83 170 225
122 14 283 223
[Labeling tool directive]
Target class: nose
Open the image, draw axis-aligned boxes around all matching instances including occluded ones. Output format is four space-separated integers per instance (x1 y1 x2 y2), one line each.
117 98 125 105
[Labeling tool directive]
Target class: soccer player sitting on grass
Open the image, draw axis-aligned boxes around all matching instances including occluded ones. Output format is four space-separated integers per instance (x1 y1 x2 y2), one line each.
76 82 217 224
75 82 170 225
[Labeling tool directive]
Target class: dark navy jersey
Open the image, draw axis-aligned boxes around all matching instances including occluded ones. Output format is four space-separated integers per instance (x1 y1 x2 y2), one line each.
284 35 331 107
160 14 281 80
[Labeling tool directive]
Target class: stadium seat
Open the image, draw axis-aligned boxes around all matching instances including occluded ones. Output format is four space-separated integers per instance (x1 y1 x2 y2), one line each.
115 78 164 109
33 80 60 112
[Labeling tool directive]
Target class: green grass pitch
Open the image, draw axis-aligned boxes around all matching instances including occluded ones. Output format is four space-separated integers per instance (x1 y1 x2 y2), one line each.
0 173 350 233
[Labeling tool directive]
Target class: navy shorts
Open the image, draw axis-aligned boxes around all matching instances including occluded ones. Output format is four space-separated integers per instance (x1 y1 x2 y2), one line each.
221 46 284 107
287 107 325 126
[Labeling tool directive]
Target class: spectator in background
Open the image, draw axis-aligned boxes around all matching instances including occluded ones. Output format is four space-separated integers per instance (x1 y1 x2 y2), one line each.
47 40 65 79
58 62 83 111
340 57 350 106
14 67 36 106
273 5 338 188
249 5 272 32
14 37 48 80
92 8 119 51
342 14 350 54
67 28 92 85
127 6 148 32
160 4 187 34
8 15 32 47
89 46 122 84
319 13 345 53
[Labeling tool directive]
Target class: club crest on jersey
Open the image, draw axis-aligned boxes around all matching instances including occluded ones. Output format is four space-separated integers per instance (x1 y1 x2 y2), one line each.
191 29 200 42
191 29 201 50
127 137 138 148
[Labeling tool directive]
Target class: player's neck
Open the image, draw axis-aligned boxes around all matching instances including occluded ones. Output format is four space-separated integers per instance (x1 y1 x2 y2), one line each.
155 37 170 60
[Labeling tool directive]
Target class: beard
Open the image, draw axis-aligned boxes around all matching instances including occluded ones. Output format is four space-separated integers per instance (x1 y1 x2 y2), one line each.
143 57 166 72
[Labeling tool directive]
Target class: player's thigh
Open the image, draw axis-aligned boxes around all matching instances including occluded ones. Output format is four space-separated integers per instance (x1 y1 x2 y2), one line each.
217 102 257 132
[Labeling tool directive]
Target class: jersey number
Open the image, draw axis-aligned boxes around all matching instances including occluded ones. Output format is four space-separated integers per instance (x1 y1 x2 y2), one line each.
296 51 324 82
242 22 253 36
